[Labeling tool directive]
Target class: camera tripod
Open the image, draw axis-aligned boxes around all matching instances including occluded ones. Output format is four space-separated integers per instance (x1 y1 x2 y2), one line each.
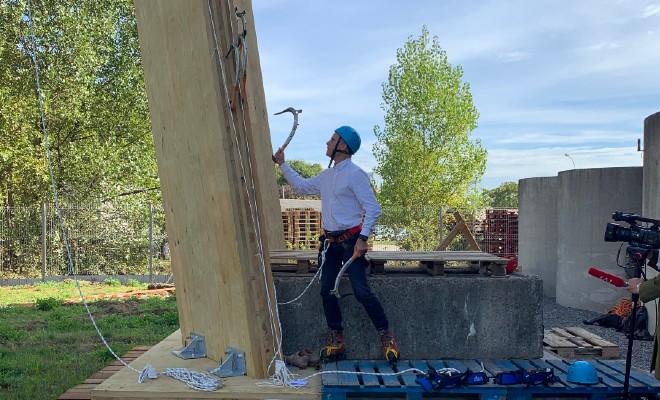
620 245 648 400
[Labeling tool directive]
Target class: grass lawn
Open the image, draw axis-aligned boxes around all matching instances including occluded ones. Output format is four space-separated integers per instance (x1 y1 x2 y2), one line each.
0 282 179 400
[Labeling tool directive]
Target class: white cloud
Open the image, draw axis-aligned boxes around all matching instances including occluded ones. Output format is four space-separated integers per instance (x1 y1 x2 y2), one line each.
253 1 660 190
497 51 530 63
641 3 660 18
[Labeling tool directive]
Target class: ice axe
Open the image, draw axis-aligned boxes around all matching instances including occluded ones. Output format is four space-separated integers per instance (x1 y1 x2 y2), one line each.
329 250 359 298
272 107 302 162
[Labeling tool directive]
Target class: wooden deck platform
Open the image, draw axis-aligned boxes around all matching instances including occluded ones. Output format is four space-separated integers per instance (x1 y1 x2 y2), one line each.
90 330 321 400
270 250 509 276
58 347 151 400
323 358 660 400
84 329 649 400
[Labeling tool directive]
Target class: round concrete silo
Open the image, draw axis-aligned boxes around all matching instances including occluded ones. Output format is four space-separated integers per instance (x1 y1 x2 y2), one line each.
518 176 558 297
556 167 642 312
642 110 660 334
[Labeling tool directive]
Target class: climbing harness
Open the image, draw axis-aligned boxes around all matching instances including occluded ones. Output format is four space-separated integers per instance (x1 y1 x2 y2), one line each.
322 225 364 298
324 224 362 243
272 107 302 161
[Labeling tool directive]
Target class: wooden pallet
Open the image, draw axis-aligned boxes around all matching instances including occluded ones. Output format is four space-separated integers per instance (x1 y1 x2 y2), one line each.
544 327 619 359
270 249 509 276
322 358 660 400
57 346 151 400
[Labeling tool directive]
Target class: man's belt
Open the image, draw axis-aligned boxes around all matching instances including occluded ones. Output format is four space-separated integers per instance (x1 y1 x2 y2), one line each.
324 224 362 243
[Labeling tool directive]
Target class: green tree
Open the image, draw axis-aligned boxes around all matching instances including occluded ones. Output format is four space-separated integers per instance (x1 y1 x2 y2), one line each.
373 26 487 250
275 159 323 199
484 181 518 208
0 0 158 207
274 159 323 187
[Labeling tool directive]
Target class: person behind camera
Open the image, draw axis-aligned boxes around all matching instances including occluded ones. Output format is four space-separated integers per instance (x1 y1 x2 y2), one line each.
625 276 660 378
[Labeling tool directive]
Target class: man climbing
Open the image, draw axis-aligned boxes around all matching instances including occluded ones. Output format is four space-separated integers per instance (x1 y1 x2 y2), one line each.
273 126 400 363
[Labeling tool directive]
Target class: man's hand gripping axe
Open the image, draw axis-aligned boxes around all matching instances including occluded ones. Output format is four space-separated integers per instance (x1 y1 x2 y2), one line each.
272 107 302 162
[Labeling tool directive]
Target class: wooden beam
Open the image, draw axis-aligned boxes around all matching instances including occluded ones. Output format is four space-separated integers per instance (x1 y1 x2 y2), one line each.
133 0 282 378
436 211 481 251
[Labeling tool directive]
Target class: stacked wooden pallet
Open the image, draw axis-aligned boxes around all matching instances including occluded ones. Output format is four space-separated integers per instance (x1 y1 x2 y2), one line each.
282 208 322 249
322 357 660 400
544 326 619 359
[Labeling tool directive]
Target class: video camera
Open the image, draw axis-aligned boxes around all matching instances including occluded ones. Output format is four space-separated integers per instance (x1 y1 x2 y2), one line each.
604 211 660 250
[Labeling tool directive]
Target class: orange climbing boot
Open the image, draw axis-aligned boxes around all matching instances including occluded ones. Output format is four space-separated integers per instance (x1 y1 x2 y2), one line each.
378 328 400 363
320 330 346 361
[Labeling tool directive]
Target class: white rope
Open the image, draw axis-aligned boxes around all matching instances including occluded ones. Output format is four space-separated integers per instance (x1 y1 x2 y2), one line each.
289 367 427 386
26 0 141 377
207 0 287 379
278 240 329 305
255 360 306 388
26 2 228 391
164 368 223 391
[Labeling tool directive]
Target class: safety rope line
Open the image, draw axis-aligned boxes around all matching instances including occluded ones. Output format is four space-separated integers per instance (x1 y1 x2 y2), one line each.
207 0 285 376
26 0 223 391
256 366 427 388
26 0 141 376
28 0 405 390
208 6 408 387
277 241 328 305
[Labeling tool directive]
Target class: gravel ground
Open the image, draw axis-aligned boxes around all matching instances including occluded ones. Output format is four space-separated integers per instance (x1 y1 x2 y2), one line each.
543 296 655 374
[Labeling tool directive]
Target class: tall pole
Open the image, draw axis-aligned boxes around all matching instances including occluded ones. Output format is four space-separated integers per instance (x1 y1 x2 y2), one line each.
564 153 575 169
41 203 47 281
149 202 153 283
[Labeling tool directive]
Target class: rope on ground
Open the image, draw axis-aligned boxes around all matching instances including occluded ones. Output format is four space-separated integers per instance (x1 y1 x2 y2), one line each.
163 368 224 391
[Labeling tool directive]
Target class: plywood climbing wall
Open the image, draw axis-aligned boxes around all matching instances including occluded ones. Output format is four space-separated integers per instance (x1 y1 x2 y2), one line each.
133 0 284 378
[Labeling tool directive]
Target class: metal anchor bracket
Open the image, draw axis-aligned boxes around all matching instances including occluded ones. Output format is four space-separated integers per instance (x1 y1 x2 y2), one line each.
208 347 246 377
172 332 206 359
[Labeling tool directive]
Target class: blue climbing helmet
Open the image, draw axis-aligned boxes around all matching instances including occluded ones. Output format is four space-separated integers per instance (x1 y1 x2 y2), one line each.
335 126 361 154
566 361 599 385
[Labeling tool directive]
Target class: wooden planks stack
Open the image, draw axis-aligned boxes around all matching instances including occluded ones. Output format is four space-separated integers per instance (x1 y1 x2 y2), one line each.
282 208 323 249
544 326 619 359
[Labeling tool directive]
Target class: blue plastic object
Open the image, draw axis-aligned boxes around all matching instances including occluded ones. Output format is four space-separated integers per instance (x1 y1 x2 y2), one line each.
567 361 599 385
335 126 361 154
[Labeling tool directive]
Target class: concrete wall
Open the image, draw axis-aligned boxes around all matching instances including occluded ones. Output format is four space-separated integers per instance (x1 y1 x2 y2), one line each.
518 177 558 297
556 167 643 313
275 273 543 359
642 110 660 335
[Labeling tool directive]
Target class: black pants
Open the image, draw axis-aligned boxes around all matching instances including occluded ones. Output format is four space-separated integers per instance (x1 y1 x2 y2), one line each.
319 235 389 333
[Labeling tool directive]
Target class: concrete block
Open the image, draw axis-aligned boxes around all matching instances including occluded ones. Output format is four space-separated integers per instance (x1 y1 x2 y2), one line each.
274 273 543 359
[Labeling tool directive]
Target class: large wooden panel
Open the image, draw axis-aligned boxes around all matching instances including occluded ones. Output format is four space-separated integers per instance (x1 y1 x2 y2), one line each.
133 0 282 378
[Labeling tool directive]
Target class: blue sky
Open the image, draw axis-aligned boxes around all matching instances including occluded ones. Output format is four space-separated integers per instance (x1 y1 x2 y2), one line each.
252 1 660 189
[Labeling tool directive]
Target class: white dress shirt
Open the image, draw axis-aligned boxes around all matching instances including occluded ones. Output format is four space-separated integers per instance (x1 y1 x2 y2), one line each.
280 158 382 237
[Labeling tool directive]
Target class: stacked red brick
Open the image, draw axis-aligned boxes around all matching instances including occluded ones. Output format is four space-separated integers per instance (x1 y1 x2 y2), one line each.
483 209 518 257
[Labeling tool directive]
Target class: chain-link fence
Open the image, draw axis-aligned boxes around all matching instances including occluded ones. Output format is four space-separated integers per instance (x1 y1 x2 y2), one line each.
0 202 518 281
0 202 170 280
